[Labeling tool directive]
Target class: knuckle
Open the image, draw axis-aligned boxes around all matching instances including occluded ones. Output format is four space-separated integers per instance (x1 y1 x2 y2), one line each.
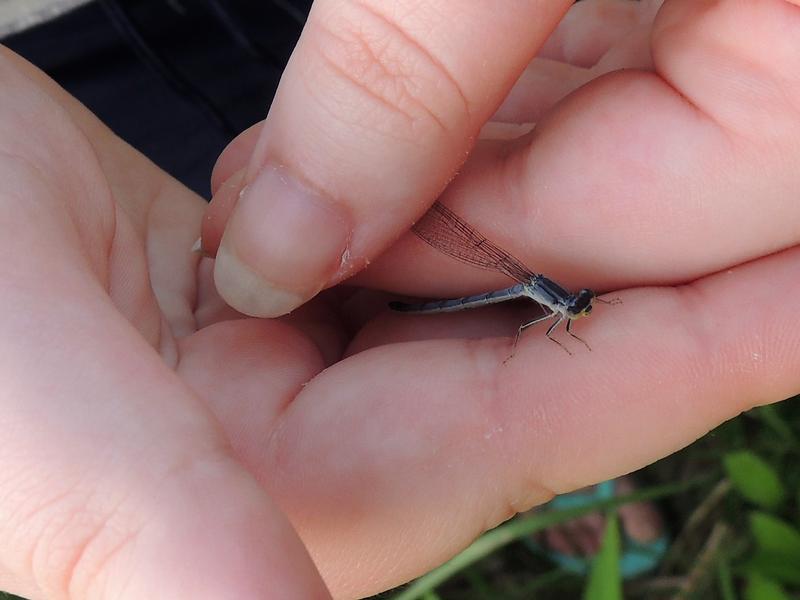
307 1 471 140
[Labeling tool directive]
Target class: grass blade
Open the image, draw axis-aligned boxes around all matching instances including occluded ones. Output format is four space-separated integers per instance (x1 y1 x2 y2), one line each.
583 512 622 600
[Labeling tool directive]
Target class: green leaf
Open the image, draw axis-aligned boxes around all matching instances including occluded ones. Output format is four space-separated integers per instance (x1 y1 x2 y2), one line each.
723 451 786 509
745 553 800 585
583 512 622 600
750 512 800 557
744 572 791 600
745 512 800 584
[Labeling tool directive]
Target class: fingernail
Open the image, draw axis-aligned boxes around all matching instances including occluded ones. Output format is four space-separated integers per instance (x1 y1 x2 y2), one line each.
214 164 350 317
214 247 305 317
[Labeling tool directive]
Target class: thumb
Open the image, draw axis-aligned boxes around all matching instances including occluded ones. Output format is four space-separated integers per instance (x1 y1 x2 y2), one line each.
207 0 572 317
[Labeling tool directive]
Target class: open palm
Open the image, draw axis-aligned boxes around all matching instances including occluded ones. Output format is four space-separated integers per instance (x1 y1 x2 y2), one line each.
2 1 800 600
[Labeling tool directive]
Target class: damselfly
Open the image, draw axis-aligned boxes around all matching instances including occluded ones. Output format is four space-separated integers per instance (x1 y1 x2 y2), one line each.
390 202 618 355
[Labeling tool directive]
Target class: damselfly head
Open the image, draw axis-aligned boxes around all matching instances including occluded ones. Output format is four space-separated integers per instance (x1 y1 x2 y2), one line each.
567 289 595 318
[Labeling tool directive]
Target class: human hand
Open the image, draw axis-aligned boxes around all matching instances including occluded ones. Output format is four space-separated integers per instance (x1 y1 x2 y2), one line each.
4 2 800 600
200 0 800 596
0 48 328 599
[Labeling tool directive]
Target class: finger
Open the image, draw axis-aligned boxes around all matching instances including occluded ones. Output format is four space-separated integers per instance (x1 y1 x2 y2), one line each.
206 1 574 318
210 122 262 194
539 0 651 67
495 12 657 125
176 318 326 469
654 0 800 138
203 2 646 155
492 59 594 124
360 0 800 299
261 243 800 598
201 121 263 257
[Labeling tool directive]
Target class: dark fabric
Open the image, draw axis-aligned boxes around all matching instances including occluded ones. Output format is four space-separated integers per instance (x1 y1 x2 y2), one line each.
3 0 311 198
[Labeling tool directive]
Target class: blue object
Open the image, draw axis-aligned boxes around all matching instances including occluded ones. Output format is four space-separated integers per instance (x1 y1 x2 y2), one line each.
529 479 668 579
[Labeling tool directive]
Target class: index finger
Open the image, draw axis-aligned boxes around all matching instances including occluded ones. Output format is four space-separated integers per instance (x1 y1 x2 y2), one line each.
206 1 572 317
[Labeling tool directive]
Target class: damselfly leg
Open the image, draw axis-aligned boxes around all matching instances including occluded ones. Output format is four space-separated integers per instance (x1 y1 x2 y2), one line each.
566 319 592 352
505 311 573 363
504 311 557 363
515 311 556 346
544 316 572 356
595 296 622 306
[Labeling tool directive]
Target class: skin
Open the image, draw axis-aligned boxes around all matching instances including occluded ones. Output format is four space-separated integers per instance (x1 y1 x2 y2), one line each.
1 0 800 599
